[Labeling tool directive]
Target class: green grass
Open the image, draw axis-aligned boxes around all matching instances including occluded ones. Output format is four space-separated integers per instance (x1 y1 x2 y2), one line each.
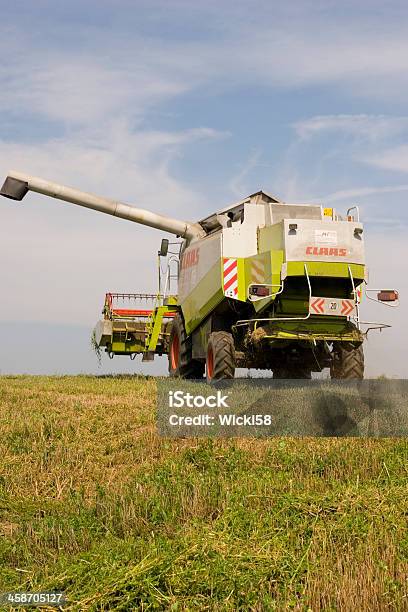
0 375 407 610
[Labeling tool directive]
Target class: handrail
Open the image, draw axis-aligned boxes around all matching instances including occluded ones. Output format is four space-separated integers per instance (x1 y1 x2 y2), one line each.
346 205 360 221
247 282 284 302
348 265 360 330
236 263 312 327
162 255 179 300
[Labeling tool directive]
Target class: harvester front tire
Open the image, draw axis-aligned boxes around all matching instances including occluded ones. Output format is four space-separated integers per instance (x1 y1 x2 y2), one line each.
168 314 204 379
206 332 235 383
330 343 364 379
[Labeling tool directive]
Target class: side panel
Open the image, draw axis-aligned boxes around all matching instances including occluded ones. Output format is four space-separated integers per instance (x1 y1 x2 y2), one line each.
179 217 260 332
258 222 284 252
95 320 113 346
253 223 284 312
180 206 267 332
178 232 221 304
181 261 224 335
222 206 260 258
179 231 225 336
192 316 212 359
221 205 266 302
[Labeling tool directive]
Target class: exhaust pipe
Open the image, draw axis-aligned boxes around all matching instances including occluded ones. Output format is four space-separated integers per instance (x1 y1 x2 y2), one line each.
0 170 205 240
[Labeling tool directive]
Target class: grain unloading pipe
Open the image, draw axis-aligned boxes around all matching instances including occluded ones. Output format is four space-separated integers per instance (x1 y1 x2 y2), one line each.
0 170 205 240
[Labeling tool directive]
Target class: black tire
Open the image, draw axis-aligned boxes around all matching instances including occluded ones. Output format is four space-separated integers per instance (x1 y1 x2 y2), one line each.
330 342 364 379
206 331 235 383
273 367 312 379
168 314 204 378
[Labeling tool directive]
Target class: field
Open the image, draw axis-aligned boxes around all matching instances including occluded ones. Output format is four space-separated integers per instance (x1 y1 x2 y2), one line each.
0 375 407 611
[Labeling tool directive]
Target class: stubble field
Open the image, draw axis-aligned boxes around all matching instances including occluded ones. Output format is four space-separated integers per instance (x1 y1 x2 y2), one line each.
0 375 407 610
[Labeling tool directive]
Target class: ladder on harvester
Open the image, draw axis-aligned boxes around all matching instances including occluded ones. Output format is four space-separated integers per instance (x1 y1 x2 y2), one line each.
142 245 180 359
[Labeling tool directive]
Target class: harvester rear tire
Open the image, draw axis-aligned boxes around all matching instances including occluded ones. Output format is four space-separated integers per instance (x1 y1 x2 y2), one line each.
168 314 204 379
330 342 364 379
206 332 235 383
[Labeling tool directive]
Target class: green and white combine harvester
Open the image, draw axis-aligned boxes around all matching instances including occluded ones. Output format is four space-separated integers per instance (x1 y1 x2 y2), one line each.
1 171 398 381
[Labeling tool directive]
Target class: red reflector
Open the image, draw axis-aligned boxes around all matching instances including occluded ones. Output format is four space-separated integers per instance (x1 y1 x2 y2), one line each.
250 285 270 297
377 290 399 302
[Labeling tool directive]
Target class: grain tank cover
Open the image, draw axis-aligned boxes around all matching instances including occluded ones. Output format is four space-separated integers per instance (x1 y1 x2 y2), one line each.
199 190 282 233
269 203 322 223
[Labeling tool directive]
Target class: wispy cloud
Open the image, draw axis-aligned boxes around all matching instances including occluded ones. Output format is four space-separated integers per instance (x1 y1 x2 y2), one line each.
0 121 228 326
0 52 187 126
286 114 408 211
360 145 408 174
3 3 408 134
294 115 408 141
228 150 262 197
0 124 226 214
319 184 408 203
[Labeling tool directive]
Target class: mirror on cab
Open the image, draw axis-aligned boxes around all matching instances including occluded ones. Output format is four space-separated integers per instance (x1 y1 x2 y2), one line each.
159 239 169 257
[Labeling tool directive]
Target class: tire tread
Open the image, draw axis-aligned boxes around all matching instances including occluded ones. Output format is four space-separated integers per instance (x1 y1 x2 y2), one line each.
169 314 204 378
330 342 364 379
207 331 235 381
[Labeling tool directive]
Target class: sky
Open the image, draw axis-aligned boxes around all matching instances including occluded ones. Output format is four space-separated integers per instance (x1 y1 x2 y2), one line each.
0 0 407 376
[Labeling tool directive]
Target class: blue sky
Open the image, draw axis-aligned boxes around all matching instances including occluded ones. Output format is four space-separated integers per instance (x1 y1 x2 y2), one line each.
0 0 407 375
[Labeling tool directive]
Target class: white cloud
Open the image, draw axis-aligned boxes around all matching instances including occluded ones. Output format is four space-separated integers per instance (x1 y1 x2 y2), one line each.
294 115 408 141
2 5 408 133
361 145 408 174
200 23 408 101
1 56 187 125
285 115 408 213
0 124 226 327
0 19 231 333
228 150 262 197
0 26 192 125
0 124 225 210
319 184 408 203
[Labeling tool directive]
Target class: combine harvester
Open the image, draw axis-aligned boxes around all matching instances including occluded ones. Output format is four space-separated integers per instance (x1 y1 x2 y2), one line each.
1 171 398 381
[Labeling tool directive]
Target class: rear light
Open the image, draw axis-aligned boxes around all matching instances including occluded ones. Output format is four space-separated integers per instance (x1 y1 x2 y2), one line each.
249 285 270 297
377 290 399 302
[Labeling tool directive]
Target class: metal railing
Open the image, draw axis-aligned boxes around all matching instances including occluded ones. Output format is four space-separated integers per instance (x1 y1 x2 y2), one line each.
236 263 312 328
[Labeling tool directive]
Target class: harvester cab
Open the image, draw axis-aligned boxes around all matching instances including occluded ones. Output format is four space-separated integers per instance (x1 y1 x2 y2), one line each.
1 171 399 381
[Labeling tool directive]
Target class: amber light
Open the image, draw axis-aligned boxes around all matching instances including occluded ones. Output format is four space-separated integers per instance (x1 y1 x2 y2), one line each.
377 290 399 302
